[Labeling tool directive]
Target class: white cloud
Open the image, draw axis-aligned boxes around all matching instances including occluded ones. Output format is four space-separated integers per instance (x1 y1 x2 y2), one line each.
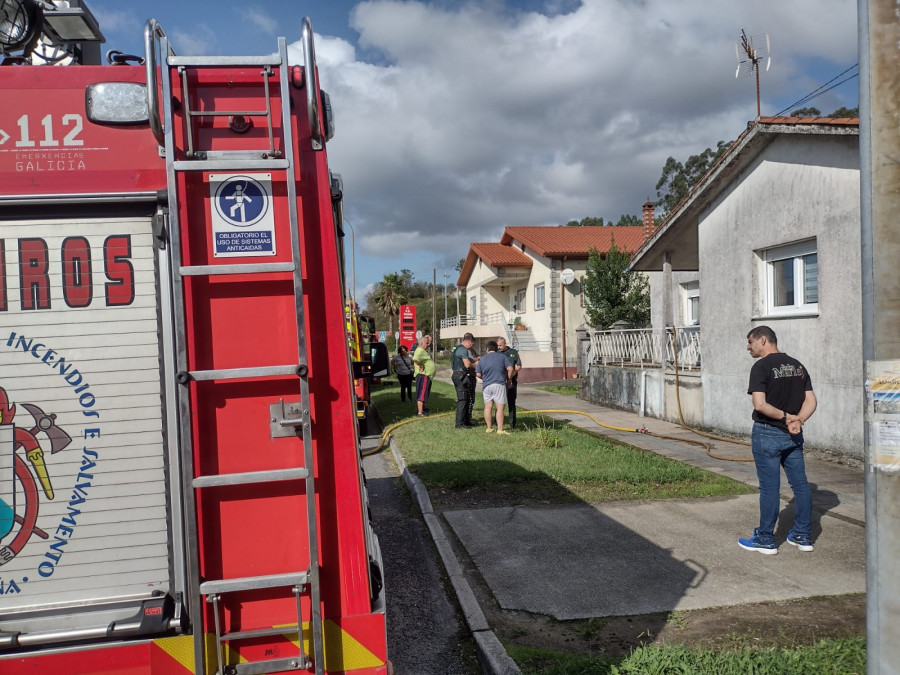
271 0 860 288
170 23 219 55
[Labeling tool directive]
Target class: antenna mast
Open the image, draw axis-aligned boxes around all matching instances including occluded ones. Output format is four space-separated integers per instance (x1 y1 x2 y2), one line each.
735 29 771 118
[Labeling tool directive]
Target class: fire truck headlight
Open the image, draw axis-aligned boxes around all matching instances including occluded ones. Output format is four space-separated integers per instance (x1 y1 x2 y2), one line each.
85 82 149 124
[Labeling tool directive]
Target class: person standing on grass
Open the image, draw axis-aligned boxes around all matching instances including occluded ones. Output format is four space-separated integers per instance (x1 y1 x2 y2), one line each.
497 336 522 428
451 334 477 428
391 344 415 402
739 325 817 555
412 335 435 417
463 332 479 425
476 340 514 435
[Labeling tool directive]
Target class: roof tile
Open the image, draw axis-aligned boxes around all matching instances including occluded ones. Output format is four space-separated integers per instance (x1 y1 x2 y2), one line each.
501 226 646 258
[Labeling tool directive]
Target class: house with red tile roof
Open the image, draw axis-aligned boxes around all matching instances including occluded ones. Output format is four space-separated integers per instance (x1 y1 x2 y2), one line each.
443 225 646 382
588 117 862 458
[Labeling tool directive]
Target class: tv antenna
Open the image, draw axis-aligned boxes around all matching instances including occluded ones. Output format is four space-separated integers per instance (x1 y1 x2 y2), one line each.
735 29 770 118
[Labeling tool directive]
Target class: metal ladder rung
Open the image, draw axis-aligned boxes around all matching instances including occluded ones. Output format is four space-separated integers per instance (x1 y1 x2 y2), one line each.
180 262 295 276
200 572 308 596
193 467 308 488
187 365 301 381
169 55 283 67
219 625 300 642
173 159 290 171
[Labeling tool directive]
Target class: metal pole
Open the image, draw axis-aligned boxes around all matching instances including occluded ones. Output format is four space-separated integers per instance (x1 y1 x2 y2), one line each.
561 278 567 380
343 218 356 302
432 268 437 356
859 1 900 672
443 270 449 322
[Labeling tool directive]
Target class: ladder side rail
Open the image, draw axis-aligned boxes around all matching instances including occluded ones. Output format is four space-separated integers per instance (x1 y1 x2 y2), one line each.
279 35 325 674
179 68 197 159
159 37 207 675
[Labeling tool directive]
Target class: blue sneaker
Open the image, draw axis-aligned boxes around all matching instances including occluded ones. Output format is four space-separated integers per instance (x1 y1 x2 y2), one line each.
787 532 814 552
738 529 778 555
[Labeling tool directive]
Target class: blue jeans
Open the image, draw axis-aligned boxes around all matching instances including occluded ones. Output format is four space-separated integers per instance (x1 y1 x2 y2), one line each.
751 422 812 544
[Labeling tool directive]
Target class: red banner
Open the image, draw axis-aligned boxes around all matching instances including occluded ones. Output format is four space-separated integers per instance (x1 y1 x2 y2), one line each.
399 305 417 350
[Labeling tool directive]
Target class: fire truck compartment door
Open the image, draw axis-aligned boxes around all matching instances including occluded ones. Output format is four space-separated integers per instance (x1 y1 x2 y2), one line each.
0 215 176 641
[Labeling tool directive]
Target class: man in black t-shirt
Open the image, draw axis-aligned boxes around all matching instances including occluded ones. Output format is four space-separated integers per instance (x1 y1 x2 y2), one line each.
738 326 817 555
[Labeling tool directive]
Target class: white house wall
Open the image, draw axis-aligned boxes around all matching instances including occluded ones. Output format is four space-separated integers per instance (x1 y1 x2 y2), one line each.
464 241 608 375
649 271 700 330
561 262 590 372
699 134 863 457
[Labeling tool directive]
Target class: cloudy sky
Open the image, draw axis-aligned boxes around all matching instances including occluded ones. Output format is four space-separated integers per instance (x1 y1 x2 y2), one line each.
90 0 859 299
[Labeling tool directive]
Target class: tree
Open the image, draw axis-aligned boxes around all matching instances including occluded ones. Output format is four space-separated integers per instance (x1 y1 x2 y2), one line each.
790 106 821 117
371 272 407 342
582 239 650 329
655 140 732 218
613 214 641 227
828 105 858 118
566 216 605 227
563 215 640 227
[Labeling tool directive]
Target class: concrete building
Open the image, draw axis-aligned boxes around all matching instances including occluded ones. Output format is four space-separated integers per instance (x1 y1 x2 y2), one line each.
442 226 645 382
617 116 862 458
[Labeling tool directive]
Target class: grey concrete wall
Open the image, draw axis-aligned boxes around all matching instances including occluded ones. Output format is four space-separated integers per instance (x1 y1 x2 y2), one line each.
664 370 703 427
698 134 863 458
581 365 665 419
581 365 705 427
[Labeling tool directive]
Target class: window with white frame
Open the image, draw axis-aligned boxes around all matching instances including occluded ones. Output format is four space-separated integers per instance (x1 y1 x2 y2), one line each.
682 281 699 325
534 283 545 310
763 239 818 315
470 296 477 317
515 288 526 314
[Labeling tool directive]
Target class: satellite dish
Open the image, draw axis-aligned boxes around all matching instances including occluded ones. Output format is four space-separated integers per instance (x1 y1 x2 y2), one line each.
561 268 575 285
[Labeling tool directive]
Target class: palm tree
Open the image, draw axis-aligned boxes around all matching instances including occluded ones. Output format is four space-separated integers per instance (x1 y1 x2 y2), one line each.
372 272 408 340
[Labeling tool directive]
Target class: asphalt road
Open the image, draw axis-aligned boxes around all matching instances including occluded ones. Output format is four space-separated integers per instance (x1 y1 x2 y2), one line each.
362 439 478 674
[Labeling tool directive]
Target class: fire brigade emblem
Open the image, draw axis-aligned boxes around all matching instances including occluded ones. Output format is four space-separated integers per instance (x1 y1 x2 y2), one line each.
0 386 72 566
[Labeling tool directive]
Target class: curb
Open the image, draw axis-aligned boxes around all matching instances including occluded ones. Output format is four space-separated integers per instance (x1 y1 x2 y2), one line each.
388 437 522 675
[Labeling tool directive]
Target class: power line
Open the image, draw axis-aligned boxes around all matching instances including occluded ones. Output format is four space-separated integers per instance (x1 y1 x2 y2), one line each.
774 63 858 116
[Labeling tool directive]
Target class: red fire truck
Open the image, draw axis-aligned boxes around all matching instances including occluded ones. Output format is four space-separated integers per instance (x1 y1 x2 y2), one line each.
344 300 387 436
0 3 388 673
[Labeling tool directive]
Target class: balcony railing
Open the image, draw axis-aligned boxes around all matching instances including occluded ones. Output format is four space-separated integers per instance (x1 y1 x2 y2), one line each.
589 326 701 370
440 311 506 329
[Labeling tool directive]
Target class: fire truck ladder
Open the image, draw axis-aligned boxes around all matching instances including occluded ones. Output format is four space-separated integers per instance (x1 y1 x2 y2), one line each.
146 18 325 675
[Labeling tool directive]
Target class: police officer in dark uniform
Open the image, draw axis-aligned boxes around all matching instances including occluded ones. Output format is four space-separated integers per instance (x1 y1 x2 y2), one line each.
497 336 522 428
451 334 477 428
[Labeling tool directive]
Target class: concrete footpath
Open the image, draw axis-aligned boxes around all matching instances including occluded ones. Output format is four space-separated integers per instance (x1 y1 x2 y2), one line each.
389 380 866 674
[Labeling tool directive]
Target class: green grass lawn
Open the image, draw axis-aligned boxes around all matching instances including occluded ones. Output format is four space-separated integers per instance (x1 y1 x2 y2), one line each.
371 380 753 504
508 637 866 674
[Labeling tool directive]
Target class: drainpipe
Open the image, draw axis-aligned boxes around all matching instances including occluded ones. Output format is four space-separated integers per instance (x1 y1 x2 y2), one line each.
640 370 647 417
561 259 568 379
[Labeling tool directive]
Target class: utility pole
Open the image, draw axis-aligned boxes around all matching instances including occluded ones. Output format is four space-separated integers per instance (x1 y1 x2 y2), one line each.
432 269 437 355
859 1 900 672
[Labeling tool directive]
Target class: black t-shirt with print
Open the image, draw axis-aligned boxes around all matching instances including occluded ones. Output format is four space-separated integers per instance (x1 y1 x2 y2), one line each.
748 352 813 431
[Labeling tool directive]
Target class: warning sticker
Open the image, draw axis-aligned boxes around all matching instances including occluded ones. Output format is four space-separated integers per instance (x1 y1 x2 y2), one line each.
209 173 276 257
866 360 900 472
